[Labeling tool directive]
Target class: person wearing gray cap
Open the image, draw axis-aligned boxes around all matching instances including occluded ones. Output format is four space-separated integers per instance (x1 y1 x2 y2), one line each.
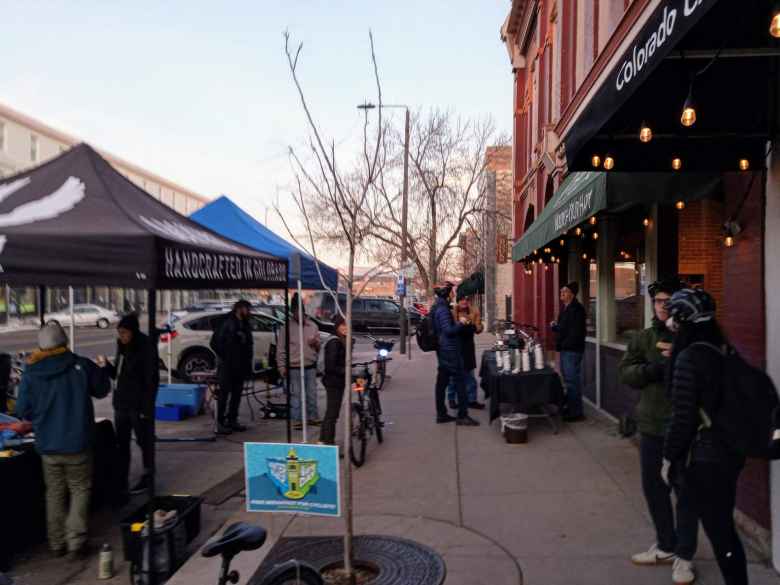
14 322 111 561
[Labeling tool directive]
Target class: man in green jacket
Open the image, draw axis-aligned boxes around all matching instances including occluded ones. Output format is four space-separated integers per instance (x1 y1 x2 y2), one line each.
619 277 698 585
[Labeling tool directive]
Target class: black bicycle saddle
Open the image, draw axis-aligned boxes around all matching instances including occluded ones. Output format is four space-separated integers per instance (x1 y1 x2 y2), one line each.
202 522 267 559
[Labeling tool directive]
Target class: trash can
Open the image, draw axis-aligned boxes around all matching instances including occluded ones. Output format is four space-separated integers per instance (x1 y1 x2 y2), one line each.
501 413 529 444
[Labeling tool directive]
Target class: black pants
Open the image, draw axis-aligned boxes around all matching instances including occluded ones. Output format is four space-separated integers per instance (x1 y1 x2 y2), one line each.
115 409 155 492
218 367 245 424
436 364 467 418
639 434 698 560
686 458 748 585
319 384 345 445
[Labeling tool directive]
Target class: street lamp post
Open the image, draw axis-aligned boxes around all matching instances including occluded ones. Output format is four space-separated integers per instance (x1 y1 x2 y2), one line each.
357 102 410 354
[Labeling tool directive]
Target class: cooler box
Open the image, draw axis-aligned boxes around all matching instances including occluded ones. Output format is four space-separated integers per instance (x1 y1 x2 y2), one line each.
155 384 206 417
155 405 187 421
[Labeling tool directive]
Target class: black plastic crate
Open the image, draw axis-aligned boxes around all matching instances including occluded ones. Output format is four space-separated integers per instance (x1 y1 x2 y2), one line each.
120 495 202 563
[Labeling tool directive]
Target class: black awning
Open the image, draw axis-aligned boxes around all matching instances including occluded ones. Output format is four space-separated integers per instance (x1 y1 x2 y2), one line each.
563 0 720 165
0 144 288 289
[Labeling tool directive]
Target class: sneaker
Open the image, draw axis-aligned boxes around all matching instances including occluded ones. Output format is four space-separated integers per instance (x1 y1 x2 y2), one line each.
631 544 675 566
228 420 247 432
673 558 696 584
448 398 458 410
468 401 486 410
456 415 480 427
216 423 234 435
436 414 456 424
129 475 151 495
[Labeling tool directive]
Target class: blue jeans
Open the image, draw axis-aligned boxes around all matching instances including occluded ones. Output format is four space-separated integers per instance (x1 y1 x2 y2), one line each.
447 370 477 404
288 367 319 421
559 351 584 417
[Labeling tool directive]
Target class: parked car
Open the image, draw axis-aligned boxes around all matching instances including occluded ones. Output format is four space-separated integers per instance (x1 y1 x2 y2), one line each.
305 292 420 334
44 304 120 329
158 310 280 382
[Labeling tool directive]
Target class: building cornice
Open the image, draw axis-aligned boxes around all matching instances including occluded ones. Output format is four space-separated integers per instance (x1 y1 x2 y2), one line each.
0 102 210 203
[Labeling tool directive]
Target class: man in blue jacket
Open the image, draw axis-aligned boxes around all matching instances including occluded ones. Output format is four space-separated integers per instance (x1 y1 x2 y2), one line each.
431 282 479 426
14 323 111 560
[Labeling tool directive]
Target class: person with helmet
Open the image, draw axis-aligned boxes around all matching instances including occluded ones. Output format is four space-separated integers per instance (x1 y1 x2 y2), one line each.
664 288 748 585
619 277 698 584
431 282 479 426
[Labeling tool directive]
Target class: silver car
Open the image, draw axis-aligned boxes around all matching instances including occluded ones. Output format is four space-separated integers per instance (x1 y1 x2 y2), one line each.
44 304 120 329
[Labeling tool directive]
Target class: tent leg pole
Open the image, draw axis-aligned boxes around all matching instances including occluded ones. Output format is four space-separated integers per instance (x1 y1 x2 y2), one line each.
69 286 75 351
147 289 158 585
38 285 47 328
285 287 291 443
297 280 307 444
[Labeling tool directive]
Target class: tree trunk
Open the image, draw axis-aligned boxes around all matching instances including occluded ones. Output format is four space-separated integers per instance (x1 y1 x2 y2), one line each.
429 198 437 292
343 244 355 582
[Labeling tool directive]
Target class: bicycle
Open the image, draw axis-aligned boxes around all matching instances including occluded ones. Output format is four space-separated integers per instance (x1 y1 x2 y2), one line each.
363 333 394 390
349 360 385 467
202 522 322 585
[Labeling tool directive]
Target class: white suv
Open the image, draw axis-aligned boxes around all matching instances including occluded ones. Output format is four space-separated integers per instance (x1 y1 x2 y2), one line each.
158 311 279 382
45 304 120 329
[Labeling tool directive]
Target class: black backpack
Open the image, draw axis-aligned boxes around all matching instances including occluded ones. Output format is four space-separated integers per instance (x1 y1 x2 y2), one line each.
416 306 439 353
695 343 780 460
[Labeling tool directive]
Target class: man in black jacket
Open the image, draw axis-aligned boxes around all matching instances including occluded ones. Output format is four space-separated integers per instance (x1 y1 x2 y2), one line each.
100 314 159 496
319 315 347 445
212 300 254 435
552 282 586 422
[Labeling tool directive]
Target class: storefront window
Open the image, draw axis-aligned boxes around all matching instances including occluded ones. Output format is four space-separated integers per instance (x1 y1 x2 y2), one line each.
615 261 645 341
587 262 597 337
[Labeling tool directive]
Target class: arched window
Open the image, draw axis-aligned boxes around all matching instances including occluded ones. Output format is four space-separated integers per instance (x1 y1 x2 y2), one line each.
523 204 535 235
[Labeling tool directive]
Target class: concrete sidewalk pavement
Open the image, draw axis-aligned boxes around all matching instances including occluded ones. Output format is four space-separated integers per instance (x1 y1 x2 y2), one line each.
172 335 780 585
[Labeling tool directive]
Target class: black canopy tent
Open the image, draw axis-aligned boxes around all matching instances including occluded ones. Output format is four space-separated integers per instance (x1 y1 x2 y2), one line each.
0 143 290 584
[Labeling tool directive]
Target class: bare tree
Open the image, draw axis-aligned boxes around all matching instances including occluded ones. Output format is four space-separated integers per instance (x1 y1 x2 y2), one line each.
282 29 385 581
365 109 500 294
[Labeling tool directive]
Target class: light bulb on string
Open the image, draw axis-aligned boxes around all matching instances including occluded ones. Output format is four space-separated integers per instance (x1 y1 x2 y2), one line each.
559 239 565 246
643 217 651 227
639 122 652 143
603 155 615 170
681 85 697 127
771 8 780 38
676 200 686 210
739 159 750 171
591 155 601 168
589 216 597 226
582 253 588 261
725 235 735 248
544 247 551 254
575 227 582 236
592 232 599 240
672 157 682 171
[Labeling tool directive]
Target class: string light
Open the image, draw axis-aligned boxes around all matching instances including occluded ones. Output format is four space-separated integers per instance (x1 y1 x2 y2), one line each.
544 264 549 271
581 253 588 260
672 157 682 171
639 122 652 143
681 85 697 127
643 218 651 227
603 155 615 170
538 258 543 265
559 239 565 246
591 155 601 168
533 249 538 255
575 227 582 236
771 6 780 38
589 216 597 225
544 247 551 254
739 158 750 171
724 235 735 248
592 232 599 240
675 201 686 210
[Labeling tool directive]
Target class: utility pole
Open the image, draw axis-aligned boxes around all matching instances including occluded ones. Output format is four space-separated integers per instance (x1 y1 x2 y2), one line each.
399 107 410 354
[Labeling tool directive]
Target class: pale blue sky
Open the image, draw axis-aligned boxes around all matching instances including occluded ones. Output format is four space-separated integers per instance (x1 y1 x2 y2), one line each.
0 1 512 262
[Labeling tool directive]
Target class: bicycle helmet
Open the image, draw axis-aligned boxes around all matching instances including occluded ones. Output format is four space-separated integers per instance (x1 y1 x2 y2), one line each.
647 276 686 298
665 288 716 324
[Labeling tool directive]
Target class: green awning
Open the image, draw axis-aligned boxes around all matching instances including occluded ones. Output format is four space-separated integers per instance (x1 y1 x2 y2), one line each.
512 172 721 262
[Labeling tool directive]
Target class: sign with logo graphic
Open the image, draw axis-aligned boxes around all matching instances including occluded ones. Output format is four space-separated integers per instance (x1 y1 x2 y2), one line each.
244 442 341 517
395 274 406 297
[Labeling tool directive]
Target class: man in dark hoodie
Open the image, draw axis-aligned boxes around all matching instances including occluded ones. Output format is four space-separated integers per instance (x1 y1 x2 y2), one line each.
619 277 698 584
319 314 347 445
100 313 159 497
212 300 254 435
552 281 587 422
15 323 111 560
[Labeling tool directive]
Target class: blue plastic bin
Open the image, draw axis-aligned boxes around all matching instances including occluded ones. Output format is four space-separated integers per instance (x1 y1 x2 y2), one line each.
155 384 206 417
155 405 187 421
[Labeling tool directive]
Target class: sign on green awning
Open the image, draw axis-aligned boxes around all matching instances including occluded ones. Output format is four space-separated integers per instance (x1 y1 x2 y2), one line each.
512 171 721 262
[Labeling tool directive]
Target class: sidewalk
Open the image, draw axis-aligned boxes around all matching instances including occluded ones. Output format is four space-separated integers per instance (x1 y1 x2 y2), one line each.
173 335 780 585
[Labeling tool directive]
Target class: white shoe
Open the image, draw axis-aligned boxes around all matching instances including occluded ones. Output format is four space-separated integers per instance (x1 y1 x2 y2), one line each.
631 543 676 566
673 558 696 584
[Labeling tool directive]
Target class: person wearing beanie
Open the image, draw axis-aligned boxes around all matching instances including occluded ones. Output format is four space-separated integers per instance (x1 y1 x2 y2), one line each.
619 277 698 583
319 314 348 445
211 300 255 434
431 282 480 426
551 281 587 422
15 323 110 559
98 312 158 498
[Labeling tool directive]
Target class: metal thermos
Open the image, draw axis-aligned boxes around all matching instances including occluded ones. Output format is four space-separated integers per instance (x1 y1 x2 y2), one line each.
98 543 113 579
534 343 545 370
512 349 521 374
495 349 504 370
521 349 531 372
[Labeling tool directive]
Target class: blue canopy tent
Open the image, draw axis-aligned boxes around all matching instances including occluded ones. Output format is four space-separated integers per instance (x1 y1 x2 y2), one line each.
190 195 339 290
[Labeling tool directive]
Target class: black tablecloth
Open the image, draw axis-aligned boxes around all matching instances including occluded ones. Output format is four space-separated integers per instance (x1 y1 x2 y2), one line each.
0 420 117 570
479 350 565 422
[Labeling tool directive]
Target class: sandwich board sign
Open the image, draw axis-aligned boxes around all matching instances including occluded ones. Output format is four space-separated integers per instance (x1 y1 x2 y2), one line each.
244 442 341 517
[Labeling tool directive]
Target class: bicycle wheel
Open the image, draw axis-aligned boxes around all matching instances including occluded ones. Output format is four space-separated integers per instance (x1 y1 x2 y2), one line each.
369 388 384 444
375 359 387 390
349 403 367 467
